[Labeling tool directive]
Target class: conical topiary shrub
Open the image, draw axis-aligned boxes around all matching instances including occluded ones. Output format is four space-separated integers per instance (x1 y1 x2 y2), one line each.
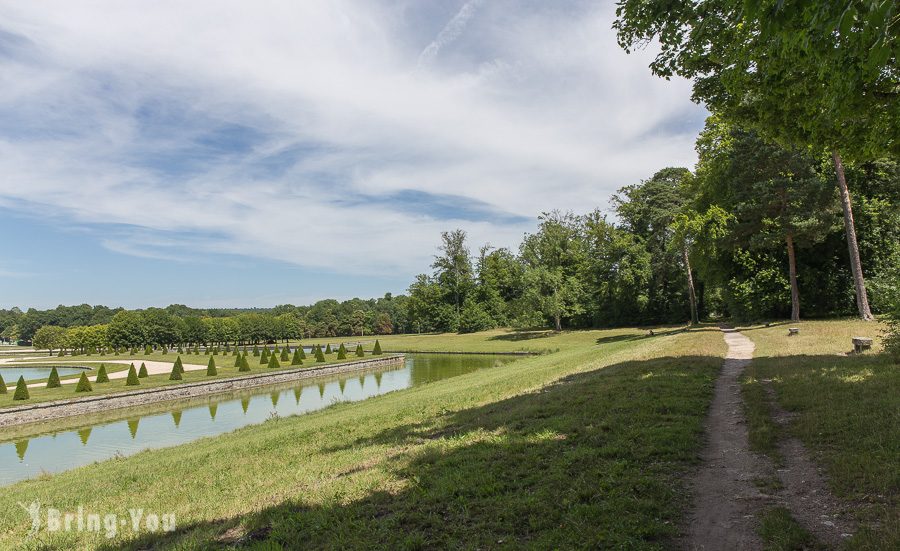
356 344 365 357
207 356 217 376
161 346 168 355
325 344 332 354
96 364 109 383
234 353 242 368
46 367 62 389
260 348 270 365
0 373 6 394
373 340 383 355
337 344 347 360
13 376 29 400
138 362 149 378
291 349 303 366
268 354 280 369
252 345 260 357
174 356 184 374
315 345 326 363
126 364 140 386
232 347 239 356
239 354 251 372
169 362 182 381
299 346 307 359
75 372 93 392
144 345 153 355
280 347 289 362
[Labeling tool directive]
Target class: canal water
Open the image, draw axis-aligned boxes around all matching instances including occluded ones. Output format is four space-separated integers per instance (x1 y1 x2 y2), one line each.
1 366 86 382
0 354 517 486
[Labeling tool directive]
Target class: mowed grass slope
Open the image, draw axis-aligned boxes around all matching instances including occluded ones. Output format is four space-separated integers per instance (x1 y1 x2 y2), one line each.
0 327 724 550
740 319 899 549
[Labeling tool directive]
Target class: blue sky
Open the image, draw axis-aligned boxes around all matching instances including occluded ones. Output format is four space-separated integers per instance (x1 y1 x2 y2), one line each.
0 0 707 309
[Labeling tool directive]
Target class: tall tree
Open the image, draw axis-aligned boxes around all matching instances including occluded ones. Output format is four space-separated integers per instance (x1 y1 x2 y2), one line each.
614 0 897 319
432 229 474 331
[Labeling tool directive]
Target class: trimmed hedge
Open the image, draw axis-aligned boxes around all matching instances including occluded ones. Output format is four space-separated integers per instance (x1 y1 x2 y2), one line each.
13 376 28 400
75 372 93 392
46 367 61 389
96 364 109 383
126 364 140 386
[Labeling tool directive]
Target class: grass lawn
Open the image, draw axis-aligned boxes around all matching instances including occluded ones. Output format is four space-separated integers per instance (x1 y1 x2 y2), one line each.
293 325 694 354
0 326 724 549
0 353 377 410
739 319 899 549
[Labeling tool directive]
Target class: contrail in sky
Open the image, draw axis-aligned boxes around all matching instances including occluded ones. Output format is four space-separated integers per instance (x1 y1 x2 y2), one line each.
417 0 485 69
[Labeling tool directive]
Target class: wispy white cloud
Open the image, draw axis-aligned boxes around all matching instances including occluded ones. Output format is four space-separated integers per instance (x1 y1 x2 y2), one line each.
0 0 706 278
417 0 484 69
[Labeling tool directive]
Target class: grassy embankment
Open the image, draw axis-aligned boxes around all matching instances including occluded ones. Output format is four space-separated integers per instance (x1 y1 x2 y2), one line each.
0 352 383 410
0 325 725 549
739 319 898 550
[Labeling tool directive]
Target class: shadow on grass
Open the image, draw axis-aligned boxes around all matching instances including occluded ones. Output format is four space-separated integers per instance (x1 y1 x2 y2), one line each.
101 353 722 550
486 329 557 342
744 351 899 548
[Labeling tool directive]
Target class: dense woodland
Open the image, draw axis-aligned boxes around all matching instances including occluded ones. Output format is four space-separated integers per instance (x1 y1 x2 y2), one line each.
2 126 897 351
1 1 897 353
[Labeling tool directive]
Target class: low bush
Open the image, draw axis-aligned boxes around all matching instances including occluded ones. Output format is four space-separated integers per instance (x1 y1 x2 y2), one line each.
96 364 109 383
13 376 29 400
126 364 140 386
75 372 93 392
46 367 61 389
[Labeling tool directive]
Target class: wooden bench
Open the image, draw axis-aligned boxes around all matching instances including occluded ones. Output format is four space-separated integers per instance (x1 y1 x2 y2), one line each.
788 327 799 336
852 337 873 353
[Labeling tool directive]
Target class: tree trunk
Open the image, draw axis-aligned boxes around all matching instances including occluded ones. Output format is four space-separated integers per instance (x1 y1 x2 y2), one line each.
832 151 874 320
786 232 800 322
554 313 562 332
682 244 699 325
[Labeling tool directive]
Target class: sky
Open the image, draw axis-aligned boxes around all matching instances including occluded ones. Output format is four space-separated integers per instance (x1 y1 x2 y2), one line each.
0 0 707 309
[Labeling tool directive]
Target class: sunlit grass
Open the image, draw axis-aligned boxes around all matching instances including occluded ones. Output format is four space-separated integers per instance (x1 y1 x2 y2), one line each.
742 319 899 550
0 326 725 549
